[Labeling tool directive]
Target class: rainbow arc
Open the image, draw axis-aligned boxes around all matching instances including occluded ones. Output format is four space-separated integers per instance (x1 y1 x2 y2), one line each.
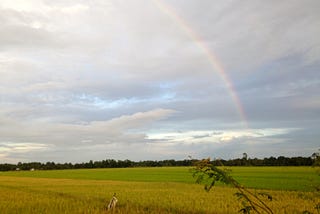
153 0 248 129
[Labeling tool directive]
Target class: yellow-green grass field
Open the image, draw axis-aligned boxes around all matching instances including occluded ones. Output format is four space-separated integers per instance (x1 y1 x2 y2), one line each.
0 167 319 213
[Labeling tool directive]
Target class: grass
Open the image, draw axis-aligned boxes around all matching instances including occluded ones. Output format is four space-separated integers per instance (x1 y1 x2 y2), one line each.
0 166 319 213
230 166 320 191
0 176 319 214
1 166 319 191
0 167 193 183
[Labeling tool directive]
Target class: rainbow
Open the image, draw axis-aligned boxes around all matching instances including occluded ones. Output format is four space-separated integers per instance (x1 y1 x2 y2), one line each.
153 0 248 128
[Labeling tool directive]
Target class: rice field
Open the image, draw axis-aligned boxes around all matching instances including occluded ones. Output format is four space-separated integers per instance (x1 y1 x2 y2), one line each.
0 167 319 213
1 166 318 191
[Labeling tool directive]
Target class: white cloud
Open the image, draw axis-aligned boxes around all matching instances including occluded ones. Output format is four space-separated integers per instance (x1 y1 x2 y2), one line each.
147 128 296 145
0 142 52 162
59 4 89 14
0 142 50 152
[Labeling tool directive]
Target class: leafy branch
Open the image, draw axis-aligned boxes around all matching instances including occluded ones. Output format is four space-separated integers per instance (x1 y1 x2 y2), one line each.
191 158 273 214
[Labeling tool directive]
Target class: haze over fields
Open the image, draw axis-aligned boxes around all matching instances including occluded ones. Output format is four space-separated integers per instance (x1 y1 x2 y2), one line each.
0 0 319 163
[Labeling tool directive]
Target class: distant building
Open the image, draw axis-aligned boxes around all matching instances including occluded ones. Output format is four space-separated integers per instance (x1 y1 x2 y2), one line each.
16 168 20 171
30 168 35 171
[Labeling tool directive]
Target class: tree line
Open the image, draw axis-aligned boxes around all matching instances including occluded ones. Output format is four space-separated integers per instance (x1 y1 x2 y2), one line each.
0 154 318 171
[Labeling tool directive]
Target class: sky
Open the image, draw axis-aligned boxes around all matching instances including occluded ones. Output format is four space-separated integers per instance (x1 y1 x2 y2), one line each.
0 0 319 163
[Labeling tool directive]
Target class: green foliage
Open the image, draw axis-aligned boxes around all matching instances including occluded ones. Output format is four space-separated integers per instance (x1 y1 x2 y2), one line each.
192 158 274 214
0 155 315 171
312 151 320 166
191 158 237 191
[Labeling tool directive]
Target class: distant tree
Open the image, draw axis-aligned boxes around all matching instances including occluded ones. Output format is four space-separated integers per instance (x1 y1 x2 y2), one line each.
243 153 248 160
0 155 317 171
263 157 277 166
242 153 249 166
311 150 320 166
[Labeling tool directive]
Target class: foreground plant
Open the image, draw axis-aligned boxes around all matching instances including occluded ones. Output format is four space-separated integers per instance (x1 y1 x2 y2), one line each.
192 158 273 214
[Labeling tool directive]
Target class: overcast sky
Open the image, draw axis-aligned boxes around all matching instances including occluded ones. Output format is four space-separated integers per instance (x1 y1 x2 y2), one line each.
1 0 319 163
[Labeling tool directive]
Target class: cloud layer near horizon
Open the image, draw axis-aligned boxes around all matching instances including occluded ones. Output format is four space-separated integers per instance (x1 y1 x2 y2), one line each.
1 0 319 163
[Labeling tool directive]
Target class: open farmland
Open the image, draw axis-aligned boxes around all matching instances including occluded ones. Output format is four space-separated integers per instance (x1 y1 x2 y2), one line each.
1 166 319 191
0 167 319 213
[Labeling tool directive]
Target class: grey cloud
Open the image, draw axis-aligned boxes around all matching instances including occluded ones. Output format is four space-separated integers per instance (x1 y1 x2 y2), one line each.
0 0 319 162
0 108 176 145
167 0 320 74
192 134 211 139
0 108 176 162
